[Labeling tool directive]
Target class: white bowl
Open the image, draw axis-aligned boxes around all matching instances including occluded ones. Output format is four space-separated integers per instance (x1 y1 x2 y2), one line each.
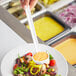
1 44 68 76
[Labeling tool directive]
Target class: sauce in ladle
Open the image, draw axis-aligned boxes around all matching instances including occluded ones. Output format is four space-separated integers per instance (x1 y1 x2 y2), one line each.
33 52 48 61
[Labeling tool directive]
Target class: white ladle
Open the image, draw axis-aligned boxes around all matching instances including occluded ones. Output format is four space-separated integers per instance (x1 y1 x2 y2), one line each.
24 6 49 64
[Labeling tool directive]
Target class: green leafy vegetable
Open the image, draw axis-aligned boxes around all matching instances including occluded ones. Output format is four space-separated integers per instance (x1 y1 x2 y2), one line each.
49 54 53 60
43 74 50 76
13 70 18 75
47 68 52 72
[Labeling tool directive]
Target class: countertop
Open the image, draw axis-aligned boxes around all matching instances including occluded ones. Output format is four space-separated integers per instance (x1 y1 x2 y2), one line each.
0 6 76 76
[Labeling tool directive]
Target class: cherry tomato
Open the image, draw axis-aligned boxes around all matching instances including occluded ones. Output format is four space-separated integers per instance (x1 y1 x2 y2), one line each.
49 60 56 66
13 64 18 70
26 52 32 56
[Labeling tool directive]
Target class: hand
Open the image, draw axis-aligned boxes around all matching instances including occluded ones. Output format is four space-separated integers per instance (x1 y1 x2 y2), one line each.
20 0 38 10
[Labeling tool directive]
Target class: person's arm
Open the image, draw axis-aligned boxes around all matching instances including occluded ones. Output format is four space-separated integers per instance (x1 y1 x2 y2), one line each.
20 0 38 10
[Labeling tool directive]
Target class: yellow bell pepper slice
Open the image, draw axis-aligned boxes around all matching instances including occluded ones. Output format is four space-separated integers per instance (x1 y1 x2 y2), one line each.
30 65 42 75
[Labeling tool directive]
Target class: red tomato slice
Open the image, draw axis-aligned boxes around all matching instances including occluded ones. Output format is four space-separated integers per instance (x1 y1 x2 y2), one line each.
26 52 32 56
49 60 56 66
13 64 18 70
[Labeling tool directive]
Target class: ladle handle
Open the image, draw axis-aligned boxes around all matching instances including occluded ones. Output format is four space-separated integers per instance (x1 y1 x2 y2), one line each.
25 6 39 52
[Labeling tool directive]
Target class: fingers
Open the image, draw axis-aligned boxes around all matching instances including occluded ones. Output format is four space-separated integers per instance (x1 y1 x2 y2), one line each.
20 0 38 10
20 0 30 8
30 0 38 10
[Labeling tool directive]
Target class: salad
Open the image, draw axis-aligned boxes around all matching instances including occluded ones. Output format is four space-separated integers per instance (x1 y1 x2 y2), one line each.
13 52 61 76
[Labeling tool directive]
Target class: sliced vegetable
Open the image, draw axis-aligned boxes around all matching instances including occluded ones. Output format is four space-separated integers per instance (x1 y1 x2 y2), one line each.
26 52 32 56
13 64 18 70
14 67 24 75
49 60 56 66
17 67 29 72
30 65 42 75
29 60 36 67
